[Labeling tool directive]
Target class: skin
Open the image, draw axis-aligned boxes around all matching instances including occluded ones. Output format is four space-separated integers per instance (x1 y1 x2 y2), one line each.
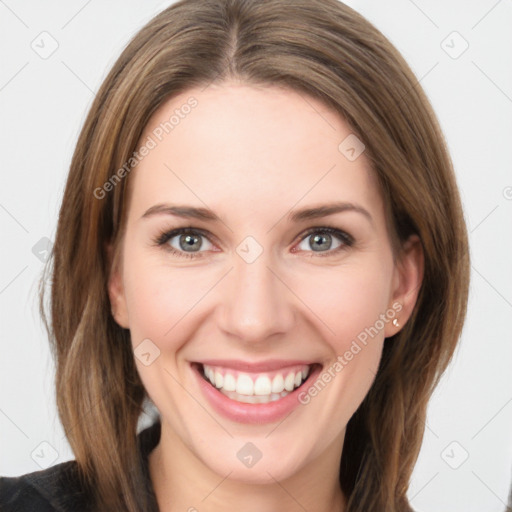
108 81 423 512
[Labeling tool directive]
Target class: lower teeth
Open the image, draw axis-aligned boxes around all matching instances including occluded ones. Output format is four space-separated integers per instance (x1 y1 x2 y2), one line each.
219 388 291 404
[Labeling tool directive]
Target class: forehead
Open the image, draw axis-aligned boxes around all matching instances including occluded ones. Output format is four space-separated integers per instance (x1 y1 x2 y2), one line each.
127 82 384 226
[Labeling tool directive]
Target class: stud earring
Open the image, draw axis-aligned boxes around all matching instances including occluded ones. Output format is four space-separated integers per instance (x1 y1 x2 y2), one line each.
392 318 400 327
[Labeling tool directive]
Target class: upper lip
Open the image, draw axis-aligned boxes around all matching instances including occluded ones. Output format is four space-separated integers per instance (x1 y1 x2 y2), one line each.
194 359 319 372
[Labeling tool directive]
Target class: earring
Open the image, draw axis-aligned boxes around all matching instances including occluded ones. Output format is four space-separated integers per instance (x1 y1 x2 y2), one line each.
392 318 400 327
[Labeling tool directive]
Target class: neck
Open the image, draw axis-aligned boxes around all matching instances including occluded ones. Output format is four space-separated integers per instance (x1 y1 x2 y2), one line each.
148 420 347 512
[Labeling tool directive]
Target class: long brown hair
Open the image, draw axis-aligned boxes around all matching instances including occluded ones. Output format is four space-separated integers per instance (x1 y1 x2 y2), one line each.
39 0 470 510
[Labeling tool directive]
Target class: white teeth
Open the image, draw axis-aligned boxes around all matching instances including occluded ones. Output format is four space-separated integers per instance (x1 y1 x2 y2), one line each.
271 374 285 393
284 372 295 392
214 370 223 389
202 364 312 397
236 374 254 395
223 373 236 392
254 375 272 395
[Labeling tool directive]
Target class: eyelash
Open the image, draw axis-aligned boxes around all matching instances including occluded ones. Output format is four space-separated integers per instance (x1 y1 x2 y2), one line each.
152 226 354 259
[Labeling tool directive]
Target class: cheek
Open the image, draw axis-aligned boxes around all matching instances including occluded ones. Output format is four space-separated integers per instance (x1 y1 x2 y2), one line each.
122 247 209 345
290 258 393 423
294 258 394 350
294 274 391 436
121 251 203 410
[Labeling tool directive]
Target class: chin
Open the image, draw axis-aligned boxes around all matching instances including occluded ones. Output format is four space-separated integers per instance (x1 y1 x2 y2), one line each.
207 457 301 485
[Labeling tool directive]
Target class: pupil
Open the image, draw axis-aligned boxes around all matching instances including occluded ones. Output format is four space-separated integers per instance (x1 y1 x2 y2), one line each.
181 234 201 251
312 233 331 251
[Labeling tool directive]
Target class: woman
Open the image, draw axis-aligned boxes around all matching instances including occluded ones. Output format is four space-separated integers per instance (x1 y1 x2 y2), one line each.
0 0 469 510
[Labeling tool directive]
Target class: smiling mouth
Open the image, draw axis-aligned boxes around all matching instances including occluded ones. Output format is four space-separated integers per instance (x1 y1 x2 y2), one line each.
192 362 322 404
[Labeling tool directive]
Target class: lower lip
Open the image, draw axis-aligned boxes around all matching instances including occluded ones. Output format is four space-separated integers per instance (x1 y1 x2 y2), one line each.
191 362 322 424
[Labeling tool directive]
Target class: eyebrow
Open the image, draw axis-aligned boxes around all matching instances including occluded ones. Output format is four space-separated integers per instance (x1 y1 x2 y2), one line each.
140 201 373 225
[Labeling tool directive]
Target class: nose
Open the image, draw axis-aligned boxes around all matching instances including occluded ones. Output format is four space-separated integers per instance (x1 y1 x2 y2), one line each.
217 251 295 345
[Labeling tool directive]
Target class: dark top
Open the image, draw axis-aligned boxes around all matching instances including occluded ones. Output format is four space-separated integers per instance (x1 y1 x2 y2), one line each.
0 421 161 511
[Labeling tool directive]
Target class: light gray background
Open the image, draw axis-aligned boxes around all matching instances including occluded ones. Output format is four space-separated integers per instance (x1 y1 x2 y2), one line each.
1 1 511 511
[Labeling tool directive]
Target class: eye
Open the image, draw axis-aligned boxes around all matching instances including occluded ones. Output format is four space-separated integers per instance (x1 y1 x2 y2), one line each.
294 227 353 256
153 225 354 259
153 227 215 259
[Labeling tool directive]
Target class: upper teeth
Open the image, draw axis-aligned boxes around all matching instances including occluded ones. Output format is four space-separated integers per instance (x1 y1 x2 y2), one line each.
202 364 310 396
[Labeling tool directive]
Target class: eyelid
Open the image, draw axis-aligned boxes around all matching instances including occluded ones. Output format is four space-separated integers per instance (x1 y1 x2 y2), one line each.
153 226 219 254
294 226 354 247
154 225 354 258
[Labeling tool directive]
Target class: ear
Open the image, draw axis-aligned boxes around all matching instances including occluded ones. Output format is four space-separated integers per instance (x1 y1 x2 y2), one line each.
384 234 424 337
106 242 130 329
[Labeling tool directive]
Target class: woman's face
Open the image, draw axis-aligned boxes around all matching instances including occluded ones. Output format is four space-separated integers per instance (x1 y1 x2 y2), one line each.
109 82 422 483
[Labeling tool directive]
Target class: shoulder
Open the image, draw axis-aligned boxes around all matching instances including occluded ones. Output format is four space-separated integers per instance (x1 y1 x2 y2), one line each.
0 460 90 512
0 419 161 512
